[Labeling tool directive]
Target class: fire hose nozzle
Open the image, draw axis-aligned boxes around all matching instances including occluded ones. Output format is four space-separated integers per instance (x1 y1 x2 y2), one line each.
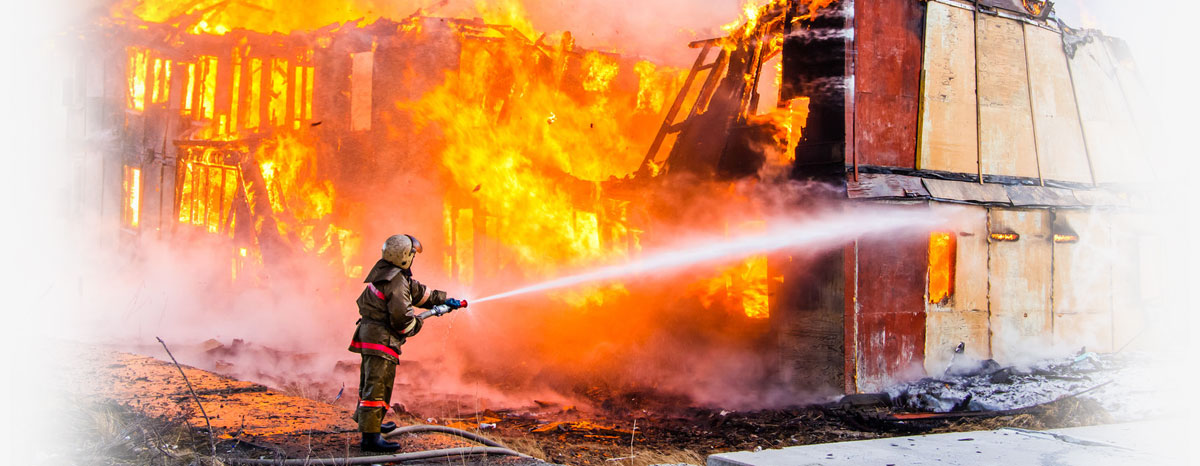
417 304 454 320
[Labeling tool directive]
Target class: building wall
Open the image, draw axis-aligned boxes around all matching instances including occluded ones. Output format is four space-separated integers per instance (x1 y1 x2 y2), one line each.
913 1 1145 186
838 201 1148 391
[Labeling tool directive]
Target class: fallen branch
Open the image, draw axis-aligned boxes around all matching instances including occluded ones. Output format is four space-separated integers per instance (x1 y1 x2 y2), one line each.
156 336 217 458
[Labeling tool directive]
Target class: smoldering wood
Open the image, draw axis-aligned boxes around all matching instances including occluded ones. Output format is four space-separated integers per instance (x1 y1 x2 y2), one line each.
781 4 848 177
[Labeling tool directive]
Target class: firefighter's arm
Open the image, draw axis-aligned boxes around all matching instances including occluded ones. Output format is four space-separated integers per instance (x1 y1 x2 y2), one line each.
408 278 448 310
384 282 421 336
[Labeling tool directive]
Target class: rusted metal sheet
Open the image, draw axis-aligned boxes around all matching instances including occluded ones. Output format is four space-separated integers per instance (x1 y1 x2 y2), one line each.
923 178 1011 204
1024 25 1093 184
925 204 990 375
1067 36 1144 184
1051 210 1113 352
854 0 924 169
1004 185 1079 207
918 2 979 174
857 312 927 393
855 228 928 392
988 208 1051 365
976 15 1039 179
846 173 930 199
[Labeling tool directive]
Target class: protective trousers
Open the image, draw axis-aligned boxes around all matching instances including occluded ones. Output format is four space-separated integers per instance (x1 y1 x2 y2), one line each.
352 354 396 433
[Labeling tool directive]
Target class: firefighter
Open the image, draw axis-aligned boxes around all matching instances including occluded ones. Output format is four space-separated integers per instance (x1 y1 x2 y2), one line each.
348 234 465 452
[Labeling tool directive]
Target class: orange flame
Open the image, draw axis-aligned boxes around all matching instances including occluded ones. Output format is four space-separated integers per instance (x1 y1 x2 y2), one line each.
928 232 956 304
990 232 1020 242
408 28 683 283
1053 234 1079 243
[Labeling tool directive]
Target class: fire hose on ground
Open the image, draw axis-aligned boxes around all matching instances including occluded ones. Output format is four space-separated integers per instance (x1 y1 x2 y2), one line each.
223 424 531 465
225 306 527 464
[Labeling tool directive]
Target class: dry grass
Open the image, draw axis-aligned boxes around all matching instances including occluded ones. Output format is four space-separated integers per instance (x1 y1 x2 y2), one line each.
628 448 705 466
492 434 549 460
70 399 228 466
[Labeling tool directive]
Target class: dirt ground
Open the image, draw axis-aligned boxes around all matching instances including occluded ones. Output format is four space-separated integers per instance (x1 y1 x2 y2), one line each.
61 349 1115 466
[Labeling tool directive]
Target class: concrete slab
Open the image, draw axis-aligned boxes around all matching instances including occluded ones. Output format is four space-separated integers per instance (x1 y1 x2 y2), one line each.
707 421 1186 466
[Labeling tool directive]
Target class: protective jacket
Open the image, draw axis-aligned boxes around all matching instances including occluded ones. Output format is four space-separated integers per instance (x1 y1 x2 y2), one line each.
348 259 448 363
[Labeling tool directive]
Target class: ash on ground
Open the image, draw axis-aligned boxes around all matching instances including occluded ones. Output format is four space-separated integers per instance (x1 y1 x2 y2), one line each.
883 349 1162 421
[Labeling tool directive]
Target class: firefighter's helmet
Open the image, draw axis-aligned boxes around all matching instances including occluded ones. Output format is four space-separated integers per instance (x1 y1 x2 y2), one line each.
382 234 422 269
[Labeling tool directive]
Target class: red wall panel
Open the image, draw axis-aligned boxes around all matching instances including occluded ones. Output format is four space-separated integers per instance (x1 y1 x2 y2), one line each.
854 232 928 391
853 0 925 169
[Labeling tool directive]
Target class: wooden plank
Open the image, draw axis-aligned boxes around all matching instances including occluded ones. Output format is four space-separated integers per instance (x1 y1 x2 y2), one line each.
1051 210 1112 352
925 204 989 375
779 248 846 394
987 208 1051 364
846 173 929 199
918 2 978 174
952 205 990 314
1004 185 1079 207
925 310 989 376
1067 38 1145 184
1051 210 1112 313
1052 313 1112 353
976 15 1039 179
1104 37 1152 141
923 178 1010 204
642 43 713 168
1109 212 1152 351
854 0 924 168
1072 188 1127 207
1024 25 1092 184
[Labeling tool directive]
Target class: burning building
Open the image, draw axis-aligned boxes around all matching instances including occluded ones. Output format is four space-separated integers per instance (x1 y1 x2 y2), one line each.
71 0 1154 403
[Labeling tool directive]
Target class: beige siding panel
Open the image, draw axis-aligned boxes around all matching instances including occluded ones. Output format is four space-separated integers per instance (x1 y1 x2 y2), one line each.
1110 212 1153 351
1024 26 1092 184
956 207 990 314
988 208 1052 364
1105 38 1153 139
1052 312 1112 353
991 313 1051 364
1068 39 1145 184
1051 210 1112 313
1051 210 1112 352
918 2 978 174
925 205 989 375
925 311 990 375
976 15 1039 179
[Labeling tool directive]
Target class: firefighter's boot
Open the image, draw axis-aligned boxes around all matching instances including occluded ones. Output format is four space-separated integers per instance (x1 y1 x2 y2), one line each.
361 432 402 452
380 421 398 434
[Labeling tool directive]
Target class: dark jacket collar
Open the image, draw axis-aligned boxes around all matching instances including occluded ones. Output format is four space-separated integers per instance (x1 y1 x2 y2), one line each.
363 259 410 283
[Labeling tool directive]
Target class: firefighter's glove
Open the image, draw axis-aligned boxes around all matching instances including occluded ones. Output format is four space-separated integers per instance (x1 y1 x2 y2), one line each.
446 298 467 309
403 316 423 338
